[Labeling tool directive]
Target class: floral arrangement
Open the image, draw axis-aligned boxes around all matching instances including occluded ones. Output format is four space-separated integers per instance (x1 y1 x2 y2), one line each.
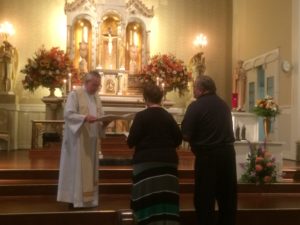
21 46 76 92
139 53 191 96
240 142 277 185
253 96 280 118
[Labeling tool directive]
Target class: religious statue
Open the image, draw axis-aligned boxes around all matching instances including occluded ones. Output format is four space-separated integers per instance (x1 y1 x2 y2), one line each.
79 42 88 75
0 40 18 94
105 78 116 93
233 60 247 111
118 23 126 69
189 52 206 79
102 27 118 68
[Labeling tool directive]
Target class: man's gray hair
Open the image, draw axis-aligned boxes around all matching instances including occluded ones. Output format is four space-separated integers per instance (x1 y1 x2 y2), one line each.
84 70 101 83
194 75 217 94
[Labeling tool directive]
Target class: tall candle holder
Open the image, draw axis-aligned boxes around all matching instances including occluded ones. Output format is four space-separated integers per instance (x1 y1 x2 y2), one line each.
68 73 72 93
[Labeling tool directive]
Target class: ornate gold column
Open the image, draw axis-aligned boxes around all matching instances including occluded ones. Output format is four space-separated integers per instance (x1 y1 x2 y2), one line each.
145 30 151 65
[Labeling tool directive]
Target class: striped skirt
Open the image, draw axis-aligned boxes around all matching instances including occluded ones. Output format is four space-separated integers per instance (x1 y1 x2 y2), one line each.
131 162 180 225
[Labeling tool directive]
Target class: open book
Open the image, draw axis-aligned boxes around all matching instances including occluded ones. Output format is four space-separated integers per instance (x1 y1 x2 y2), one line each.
96 113 135 122
123 131 129 138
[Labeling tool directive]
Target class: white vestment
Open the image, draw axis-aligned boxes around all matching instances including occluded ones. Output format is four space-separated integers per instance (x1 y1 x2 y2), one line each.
57 88 104 208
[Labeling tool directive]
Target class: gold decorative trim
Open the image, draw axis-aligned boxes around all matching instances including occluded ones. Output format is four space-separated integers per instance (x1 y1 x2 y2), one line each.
126 0 154 18
64 0 96 13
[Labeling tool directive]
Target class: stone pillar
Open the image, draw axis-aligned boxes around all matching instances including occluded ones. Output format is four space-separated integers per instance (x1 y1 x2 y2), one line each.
66 25 71 55
117 73 123 95
41 96 64 131
290 0 300 160
145 30 151 66
0 94 18 150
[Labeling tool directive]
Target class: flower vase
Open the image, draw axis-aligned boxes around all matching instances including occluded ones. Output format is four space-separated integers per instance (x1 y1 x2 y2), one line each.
263 117 271 140
48 87 56 98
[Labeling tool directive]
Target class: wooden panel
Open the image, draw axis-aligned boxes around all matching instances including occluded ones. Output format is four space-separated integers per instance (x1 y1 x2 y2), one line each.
0 211 118 225
0 208 300 225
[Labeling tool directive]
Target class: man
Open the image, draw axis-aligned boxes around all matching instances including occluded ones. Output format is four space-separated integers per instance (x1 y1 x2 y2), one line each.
57 70 105 208
181 75 237 225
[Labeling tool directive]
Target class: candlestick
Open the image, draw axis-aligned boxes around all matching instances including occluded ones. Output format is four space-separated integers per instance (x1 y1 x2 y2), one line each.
82 26 88 43
63 79 67 96
133 31 139 47
156 77 159 86
161 82 166 101
68 73 72 92
232 93 238 109
129 30 133 45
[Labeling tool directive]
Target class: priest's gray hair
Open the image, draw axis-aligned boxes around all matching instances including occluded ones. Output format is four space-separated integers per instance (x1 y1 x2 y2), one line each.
194 75 216 94
84 70 101 83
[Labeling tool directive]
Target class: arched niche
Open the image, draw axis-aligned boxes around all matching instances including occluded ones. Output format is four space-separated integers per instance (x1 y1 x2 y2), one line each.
99 12 122 70
73 17 92 74
125 21 144 74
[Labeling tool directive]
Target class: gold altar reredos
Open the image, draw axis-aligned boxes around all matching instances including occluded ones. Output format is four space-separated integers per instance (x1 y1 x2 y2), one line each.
65 0 154 95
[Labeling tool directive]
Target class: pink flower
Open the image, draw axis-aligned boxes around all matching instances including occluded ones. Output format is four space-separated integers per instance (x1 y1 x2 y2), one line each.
263 176 272 183
266 162 273 167
255 164 263 172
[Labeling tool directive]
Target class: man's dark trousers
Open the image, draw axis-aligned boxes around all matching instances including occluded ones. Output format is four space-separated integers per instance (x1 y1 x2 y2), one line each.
193 145 237 225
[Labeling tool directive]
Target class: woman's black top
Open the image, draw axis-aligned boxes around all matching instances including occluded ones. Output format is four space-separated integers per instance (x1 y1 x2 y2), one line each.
127 107 182 164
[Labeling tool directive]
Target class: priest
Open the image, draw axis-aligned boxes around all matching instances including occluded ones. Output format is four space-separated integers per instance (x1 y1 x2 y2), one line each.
57 70 105 208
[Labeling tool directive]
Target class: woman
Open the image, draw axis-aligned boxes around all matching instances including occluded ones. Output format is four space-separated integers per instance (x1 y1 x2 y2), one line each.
127 83 182 225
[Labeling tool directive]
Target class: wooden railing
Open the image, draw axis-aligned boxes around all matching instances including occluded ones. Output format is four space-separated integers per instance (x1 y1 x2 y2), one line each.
31 120 189 150
31 120 64 149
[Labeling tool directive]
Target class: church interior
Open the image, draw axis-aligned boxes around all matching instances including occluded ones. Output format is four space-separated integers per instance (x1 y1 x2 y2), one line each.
0 0 300 224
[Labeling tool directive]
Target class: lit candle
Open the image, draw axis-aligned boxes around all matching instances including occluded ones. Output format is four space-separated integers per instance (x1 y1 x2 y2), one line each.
156 77 159 86
68 73 72 92
162 82 165 91
63 79 67 96
82 26 88 43
129 30 133 45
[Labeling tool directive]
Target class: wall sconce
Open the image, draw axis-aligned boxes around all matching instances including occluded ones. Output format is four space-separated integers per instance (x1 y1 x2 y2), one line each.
0 21 15 41
193 33 207 48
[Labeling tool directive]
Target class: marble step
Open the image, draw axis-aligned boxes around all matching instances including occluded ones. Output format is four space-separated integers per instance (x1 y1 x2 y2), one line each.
1 183 300 196
3 209 299 225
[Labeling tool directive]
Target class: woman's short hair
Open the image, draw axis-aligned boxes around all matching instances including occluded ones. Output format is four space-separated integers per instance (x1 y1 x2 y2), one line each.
143 83 163 104
84 70 101 83
194 75 216 94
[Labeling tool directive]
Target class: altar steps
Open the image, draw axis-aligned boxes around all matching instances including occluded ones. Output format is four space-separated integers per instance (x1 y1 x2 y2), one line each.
0 167 299 186
2 182 300 197
1 210 299 225
0 210 299 225
0 168 194 184
1 194 300 225
1 170 300 224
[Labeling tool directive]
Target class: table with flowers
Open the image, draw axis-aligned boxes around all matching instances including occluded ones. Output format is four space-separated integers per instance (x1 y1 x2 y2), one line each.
233 96 284 183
